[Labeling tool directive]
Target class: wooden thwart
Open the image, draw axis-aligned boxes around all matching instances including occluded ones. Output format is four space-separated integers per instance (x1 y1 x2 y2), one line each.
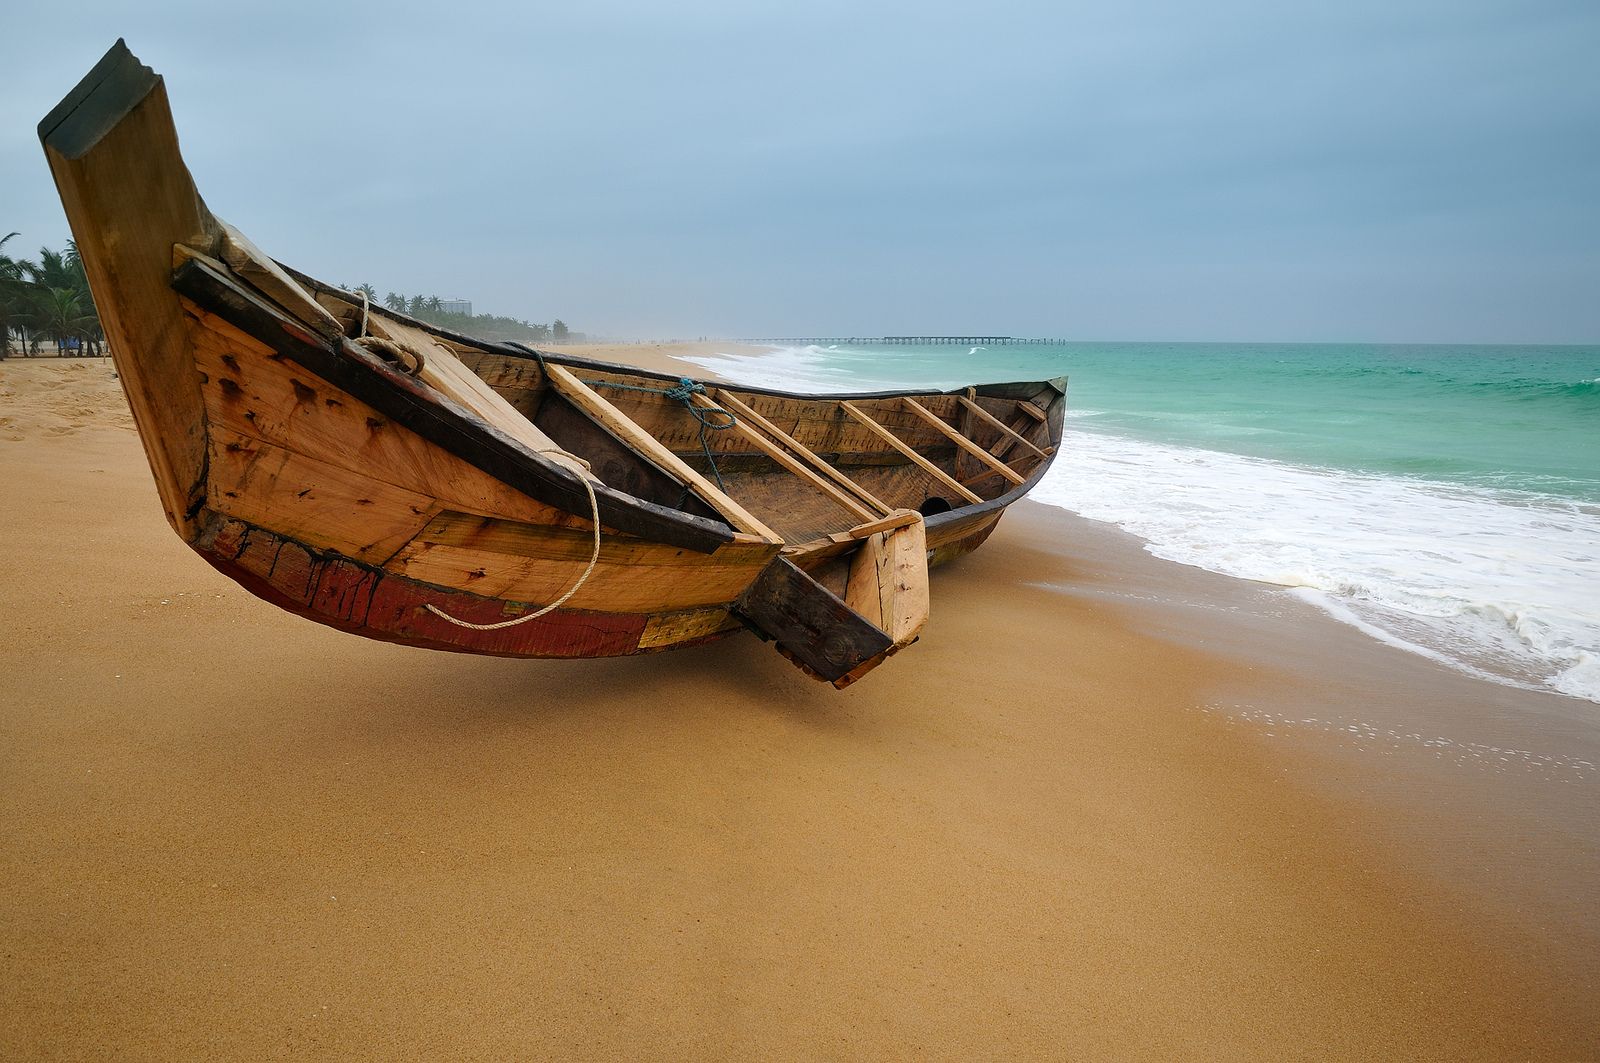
957 396 1051 461
900 397 1026 486
712 389 893 516
839 402 984 504
543 364 781 542
681 391 876 522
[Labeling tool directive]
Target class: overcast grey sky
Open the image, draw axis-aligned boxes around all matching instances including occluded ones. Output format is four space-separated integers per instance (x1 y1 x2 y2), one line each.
5 0 1597 341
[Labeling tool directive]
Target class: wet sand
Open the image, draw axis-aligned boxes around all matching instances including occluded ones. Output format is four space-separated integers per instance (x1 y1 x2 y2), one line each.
1 355 1596 1059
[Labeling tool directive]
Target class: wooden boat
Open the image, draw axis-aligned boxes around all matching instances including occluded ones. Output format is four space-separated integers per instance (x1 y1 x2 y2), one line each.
39 42 1066 687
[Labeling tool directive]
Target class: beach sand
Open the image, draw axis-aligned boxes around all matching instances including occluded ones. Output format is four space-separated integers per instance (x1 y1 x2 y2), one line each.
2 354 1596 1060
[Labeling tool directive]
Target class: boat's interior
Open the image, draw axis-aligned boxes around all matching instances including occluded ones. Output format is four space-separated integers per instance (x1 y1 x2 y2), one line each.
280 270 1063 551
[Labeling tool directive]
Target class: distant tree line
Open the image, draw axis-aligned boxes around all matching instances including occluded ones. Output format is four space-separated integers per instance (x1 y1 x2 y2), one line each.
1 235 577 359
0 234 104 357
351 283 571 345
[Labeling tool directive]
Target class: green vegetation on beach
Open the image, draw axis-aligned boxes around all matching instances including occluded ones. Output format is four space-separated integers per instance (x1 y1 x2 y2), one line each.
1 235 576 358
1 234 102 356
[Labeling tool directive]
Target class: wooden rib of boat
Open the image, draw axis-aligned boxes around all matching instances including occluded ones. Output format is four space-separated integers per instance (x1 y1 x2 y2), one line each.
39 41 1067 687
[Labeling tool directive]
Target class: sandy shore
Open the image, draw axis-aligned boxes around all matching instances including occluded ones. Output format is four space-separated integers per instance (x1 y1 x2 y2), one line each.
2 354 1596 1059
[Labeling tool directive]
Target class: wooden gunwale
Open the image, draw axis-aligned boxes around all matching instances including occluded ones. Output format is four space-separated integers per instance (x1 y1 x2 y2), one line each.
171 257 736 553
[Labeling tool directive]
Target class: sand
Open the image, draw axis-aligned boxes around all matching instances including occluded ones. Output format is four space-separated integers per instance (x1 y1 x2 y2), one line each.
2 354 1596 1060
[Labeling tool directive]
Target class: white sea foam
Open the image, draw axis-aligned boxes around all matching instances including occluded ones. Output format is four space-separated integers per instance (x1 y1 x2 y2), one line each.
1030 432 1600 703
694 345 1600 704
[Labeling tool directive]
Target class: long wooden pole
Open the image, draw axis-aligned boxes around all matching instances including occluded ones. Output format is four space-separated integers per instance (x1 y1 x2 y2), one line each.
544 364 781 541
838 402 983 504
957 397 1051 461
712 389 893 516
901 397 1025 486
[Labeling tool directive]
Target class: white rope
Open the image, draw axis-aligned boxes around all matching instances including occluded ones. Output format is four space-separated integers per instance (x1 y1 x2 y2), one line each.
423 450 602 630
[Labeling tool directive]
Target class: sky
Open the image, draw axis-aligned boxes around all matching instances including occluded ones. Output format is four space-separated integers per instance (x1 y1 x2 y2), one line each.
5 0 1598 342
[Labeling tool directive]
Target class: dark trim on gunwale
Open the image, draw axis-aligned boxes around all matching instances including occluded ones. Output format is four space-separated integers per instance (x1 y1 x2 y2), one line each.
283 266 1068 406
238 261 1066 543
172 257 739 554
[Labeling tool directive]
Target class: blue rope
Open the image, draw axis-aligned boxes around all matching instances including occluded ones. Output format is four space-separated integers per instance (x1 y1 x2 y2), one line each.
583 376 738 490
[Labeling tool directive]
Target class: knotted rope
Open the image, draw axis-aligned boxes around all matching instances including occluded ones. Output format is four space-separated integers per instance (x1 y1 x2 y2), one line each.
349 288 428 377
422 449 603 630
583 376 738 489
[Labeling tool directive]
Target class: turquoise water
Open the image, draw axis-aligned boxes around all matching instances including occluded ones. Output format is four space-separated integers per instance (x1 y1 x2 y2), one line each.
731 342 1600 502
688 341 1600 703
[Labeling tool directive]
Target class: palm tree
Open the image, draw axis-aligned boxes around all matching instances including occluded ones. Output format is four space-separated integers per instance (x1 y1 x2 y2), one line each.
407 294 427 317
384 292 406 312
32 286 97 354
1 233 39 358
355 282 378 303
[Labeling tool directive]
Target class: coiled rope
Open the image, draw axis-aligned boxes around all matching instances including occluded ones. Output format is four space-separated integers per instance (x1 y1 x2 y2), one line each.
422 449 602 630
583 376 738 489
349 288 428 376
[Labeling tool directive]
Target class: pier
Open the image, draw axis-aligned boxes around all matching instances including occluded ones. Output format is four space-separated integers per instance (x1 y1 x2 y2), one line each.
737 336 1068 346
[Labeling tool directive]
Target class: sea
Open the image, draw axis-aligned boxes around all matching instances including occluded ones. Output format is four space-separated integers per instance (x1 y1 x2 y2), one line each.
682 341 1600 705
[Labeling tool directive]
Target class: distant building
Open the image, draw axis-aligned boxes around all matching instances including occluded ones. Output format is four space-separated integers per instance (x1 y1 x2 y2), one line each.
438 299 472 316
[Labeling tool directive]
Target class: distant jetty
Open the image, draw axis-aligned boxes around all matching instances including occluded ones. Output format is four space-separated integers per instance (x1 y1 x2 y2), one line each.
737 336 1068 346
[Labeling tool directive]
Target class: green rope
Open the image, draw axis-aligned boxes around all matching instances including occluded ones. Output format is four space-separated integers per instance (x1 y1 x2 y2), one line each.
583 376 738 491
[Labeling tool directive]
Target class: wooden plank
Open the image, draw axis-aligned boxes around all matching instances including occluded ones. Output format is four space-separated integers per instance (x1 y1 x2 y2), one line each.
39 41 213 538
843 508 923 540
217 222 345 340
206 427 437 565
733 558 894 684
638 607 742 650
713 389 893 515
901 397 1026 486
363 312 586 473
172 257 736 553
189 307 577 529
201 516 650 659
843 517 928 649
958 396 1050 461
543 363 782 542
683 392 876 522
388 512 775 618
839 402 984 505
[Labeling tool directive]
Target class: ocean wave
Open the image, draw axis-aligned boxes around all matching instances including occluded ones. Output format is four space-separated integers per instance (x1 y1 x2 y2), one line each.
1031 431 1600 703
685 342 1600 703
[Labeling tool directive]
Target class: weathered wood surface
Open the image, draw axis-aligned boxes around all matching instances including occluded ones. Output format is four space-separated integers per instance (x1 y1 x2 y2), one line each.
902 397 1026 486
843 508 924 540
713 389 893 515
200 516 651 658
173 257 735 552
205 427 438 565
542 363 781 542
217 222 344 340
839 402 984 505
389 510 777 614
733 559 894 685
39 40 214 537
844 517 929 649
188 306 576 528
685 391 875 522
959 396 1051 462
